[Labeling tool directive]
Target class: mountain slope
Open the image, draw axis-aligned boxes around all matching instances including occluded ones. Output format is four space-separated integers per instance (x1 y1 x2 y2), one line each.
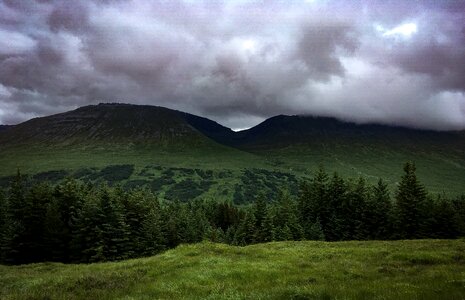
0 125 12 132
228 115 465 195
0 103 234 148
0 104 464 196
232 114 465 152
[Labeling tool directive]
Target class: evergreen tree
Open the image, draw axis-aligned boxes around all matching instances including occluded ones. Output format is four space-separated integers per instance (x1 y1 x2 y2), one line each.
51 179 84 262
4 170 27 264
351 177 369 240
299 166 329 240
0 189 8 263
367 178 393 239
451 195 465 237
430 195 458 239
395 162 428 239
98 187 131 261
141 198 166 255
254 193 267 229
22 183 52 262
325 173 346 241
276 224 293 241
306 218 325 241
234 211 257 245
257 207 275 242
254 193 268 242
274 191 303 240
71 193 104 262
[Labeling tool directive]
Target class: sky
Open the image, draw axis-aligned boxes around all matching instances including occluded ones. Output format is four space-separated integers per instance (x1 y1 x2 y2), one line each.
0 0 465 131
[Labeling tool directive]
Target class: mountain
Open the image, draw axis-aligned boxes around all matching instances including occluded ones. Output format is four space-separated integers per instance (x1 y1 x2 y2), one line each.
0 103 464 197
230 114 465 152
0 103 234 149
0 125 12 132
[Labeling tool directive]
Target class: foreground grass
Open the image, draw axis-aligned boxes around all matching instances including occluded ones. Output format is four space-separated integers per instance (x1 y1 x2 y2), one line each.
1 240 465 299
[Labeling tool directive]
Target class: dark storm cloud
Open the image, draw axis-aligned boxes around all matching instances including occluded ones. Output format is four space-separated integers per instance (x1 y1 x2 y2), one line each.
0 0 464 130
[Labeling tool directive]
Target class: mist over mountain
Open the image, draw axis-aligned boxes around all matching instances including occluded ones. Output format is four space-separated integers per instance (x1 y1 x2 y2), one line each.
1 103 464 153
1 0 464 130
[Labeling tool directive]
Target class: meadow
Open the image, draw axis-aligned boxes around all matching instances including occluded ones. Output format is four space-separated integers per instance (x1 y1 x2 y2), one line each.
1 240 464 299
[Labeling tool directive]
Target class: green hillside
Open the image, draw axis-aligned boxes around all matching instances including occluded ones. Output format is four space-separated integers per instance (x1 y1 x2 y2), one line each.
1 240 464 299
1 103 464 198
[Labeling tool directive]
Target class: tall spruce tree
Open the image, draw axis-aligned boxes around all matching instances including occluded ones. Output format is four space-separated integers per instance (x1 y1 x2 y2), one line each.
254 193 268 242
325 173 347 241
98 187 131 261
395 162 428 239
274 191 303 240
367 179 393 239
0 189 8 263
4 170 27 264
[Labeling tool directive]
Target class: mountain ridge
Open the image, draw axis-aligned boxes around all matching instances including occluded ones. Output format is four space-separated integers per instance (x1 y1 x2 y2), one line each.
1 103 465 196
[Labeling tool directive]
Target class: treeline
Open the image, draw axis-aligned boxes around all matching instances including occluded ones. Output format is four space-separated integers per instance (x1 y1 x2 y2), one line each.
1 162 464 265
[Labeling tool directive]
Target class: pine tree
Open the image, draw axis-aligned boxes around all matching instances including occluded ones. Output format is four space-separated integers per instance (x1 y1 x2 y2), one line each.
22 183 52 262
395 162 428 239
254 193 268 242
325 173 346 241
430 195 458 239
141 198 166 255
0 189 8 263
276 224 293 241
274 190 303 240
234 212 257 246
451 195 465 237
299 166 329 238
367 178 393 239
51 179 84 261
98 187 131 261
71 193 104 262
306 218 325 241
257 207 275 242
4 170 27 264
254 193 267 229
351 177 369 240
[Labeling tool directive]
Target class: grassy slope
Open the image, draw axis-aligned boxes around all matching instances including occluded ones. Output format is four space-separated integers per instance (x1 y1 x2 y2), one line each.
1 141 465 197
254 142 465 195
1 240 465 299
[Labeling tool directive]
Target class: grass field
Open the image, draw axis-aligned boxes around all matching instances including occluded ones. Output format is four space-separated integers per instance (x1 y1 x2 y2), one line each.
1 240 465 299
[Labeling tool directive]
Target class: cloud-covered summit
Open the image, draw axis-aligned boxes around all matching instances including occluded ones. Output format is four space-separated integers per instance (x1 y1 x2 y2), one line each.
1 0 464 130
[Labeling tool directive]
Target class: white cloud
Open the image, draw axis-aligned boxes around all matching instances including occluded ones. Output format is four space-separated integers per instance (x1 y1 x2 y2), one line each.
382 23 417 38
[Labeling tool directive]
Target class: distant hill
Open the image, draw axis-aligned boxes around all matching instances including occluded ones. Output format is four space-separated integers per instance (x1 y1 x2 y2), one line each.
0 103 234 149
0 103 464 197
229 114 465 152
0 125 12 132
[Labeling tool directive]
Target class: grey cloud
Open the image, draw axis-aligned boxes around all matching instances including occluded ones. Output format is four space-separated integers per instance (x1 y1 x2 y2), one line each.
48 1 89 32
296 21 359 81
0 0 464 131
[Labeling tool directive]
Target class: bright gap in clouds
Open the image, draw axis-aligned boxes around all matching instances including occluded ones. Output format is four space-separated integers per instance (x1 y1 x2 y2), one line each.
382 23 417 37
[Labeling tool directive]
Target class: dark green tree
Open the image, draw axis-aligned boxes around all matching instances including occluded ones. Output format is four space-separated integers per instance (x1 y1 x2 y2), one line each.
234 211 257 245
3 170 27 264
306 218 325 241
0 188 8 263
275 191 303 240
325 173 347 241
98 187 131 261
366 178 393 239
299 166 329 239
257 207 275 242
395 162 428 239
